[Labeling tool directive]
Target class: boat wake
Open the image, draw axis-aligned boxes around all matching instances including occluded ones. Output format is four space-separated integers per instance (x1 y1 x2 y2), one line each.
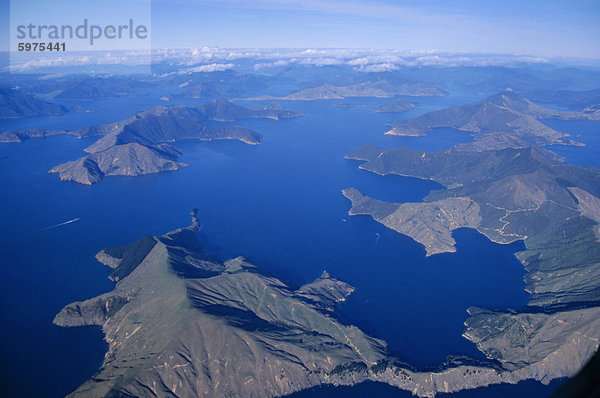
22 218 81 236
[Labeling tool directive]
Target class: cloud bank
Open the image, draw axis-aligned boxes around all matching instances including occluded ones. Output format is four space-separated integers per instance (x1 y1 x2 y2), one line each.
5 47 566 74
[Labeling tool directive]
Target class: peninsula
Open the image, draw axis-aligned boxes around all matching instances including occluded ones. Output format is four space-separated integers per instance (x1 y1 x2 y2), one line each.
342 136 600 393
385 91 589 146
55 210 600 397
344 143 600 306
54 210 386 397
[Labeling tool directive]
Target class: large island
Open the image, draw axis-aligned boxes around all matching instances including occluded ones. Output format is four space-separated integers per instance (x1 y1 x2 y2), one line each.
1 98 301 185
244 80 446 101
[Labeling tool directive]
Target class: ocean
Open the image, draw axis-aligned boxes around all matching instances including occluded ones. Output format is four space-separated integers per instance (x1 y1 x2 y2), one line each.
1 89 590 397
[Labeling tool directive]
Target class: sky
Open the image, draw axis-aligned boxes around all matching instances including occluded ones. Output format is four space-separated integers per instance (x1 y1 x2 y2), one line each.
1 0 599 59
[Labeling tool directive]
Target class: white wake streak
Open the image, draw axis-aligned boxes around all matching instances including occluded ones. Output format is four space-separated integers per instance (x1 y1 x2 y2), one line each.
23 218 80 236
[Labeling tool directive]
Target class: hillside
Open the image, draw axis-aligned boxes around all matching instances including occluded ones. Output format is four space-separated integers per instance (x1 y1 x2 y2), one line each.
385 91 587 145
0 87 68 119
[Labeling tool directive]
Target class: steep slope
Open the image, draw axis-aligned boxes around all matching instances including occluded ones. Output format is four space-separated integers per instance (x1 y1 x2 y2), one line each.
385 91 582 146
373 98 418 113
54 210 386 397
342 138 600 394
344 144 600 307
49 143 187 185
198 98 302 121
55 211 600 397
245 80 446 101
30 99 301 184
343 188 481 256
82 105 262 154
0 129 70 143
0 87 68 119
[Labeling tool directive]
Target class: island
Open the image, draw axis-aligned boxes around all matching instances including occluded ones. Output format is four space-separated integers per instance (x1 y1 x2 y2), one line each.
1 98 301 185
244 80 447 101
55 210 600 397
198 98 302 121
332 98 417 113
373 98 418 113
163 72 272 100
385 91 590 146
49 143 187 185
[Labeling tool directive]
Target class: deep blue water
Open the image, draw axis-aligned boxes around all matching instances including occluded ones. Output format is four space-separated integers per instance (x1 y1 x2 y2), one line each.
0 91 585 397
542 118 600 167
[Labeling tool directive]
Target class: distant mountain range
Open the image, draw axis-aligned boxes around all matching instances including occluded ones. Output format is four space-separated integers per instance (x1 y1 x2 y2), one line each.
164 71 274 100
523 88 600 118
244 80 447 100
14 76 157 101
0 87 68 119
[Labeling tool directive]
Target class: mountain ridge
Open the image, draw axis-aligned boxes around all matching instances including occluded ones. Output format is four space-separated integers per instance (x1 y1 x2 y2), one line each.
385 91 589 146
54 210 600 397
0 98 300 185
0 87 68 119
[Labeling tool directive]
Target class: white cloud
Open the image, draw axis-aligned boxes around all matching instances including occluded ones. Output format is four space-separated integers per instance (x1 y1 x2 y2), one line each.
180 63 235 73
347 55 403 66
6 50 153 72
6 47 556 74
254 60 290 70
299 57 345 66
150 47 551 69
354 63 399 72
